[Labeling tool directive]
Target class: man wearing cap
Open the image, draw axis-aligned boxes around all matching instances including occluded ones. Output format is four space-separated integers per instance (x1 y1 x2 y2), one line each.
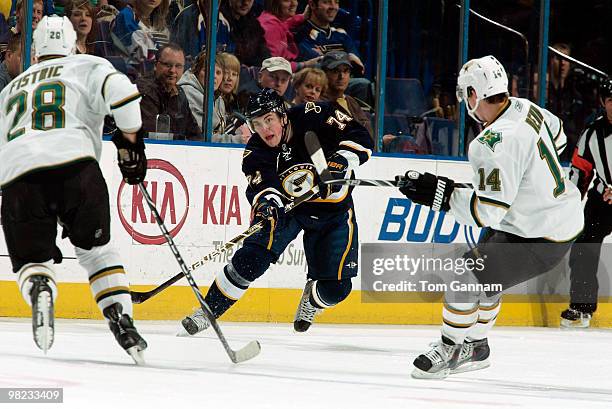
238 56 293 112
320 50 373 140
259 56 293 97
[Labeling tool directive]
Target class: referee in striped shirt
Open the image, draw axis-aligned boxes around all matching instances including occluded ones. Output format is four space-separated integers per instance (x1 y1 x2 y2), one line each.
561 78 612 328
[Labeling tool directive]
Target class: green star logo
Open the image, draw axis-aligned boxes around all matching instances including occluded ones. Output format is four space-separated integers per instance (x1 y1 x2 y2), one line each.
478 129 503 152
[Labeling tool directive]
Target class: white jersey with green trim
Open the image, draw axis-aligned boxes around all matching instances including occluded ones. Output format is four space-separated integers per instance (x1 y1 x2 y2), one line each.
0 54 141 187
449 97 584 241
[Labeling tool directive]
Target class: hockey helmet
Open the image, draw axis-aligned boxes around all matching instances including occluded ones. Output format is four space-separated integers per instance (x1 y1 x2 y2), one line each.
600 77 612 100
33 15 77 59
456 55 509 122
245 88 287 133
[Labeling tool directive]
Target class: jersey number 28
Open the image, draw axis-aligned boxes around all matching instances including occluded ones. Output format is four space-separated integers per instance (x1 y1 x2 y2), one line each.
6 81 66 141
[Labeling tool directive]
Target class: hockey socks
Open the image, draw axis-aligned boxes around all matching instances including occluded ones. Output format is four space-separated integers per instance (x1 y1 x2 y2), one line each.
294 279 352 332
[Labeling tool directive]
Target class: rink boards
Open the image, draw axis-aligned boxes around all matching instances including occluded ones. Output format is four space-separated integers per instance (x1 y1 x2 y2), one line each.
1 141 611 326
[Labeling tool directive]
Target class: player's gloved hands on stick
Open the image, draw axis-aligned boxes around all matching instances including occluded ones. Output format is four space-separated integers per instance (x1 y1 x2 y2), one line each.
319 153 349 199
112 128 147 185
252 197 285 232
396 171 455 212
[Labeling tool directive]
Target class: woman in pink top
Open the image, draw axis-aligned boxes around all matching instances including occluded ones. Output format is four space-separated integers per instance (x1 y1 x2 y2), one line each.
258 0 321 72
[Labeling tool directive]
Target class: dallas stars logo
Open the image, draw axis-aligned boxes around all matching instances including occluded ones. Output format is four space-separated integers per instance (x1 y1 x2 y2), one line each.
477 129 503 152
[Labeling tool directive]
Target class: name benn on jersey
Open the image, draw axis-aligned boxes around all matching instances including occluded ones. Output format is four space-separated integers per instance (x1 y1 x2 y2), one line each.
9 65 64 94
280 164 316 197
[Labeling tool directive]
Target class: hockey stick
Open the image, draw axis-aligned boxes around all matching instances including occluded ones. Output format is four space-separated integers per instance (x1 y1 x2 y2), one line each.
130 222 264 304
137 182 260 363
304 131 473 189
130 185 320 304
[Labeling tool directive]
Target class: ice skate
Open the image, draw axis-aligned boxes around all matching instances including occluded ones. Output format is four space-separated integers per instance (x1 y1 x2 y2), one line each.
560 308 592 328
179 308 211 336
450 338 491 374
412 337 461 379
294 280 321 333
30 276 55 354
103 303 147 365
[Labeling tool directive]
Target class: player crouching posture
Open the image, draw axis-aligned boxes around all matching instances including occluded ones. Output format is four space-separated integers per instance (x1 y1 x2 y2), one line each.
396 56 584 379
180 88 373 335
0 16 148 363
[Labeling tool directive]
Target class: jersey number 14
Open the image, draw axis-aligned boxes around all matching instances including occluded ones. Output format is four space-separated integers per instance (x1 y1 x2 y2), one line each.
6 81 66 141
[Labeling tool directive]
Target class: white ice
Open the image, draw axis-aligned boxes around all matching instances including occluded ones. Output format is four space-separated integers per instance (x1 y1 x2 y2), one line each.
1 319 611 409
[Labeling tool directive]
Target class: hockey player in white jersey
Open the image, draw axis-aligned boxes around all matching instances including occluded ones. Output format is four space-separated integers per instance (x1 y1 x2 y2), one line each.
395 56 584 379
0 16 148 363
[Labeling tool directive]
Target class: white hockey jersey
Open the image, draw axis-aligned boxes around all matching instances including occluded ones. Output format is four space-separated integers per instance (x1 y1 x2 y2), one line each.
0 54 142 187
450 97 584 241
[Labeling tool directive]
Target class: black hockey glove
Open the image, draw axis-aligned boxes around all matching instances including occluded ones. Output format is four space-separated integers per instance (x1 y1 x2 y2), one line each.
396 171 455 212
318 153 350 199
112 128 147 185
251 197 285 232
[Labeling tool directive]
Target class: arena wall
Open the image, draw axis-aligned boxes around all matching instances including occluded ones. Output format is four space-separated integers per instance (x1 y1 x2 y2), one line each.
1 141 610 326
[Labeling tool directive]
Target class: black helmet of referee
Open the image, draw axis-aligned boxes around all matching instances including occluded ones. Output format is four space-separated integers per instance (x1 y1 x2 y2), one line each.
600 77 612 101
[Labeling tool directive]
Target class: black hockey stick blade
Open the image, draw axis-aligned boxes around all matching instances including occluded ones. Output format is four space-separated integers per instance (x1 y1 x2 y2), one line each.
304 131 333 182
131 272 184 304
130 222 265 304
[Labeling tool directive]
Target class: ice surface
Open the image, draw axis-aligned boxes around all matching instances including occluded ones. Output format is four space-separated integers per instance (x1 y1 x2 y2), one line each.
1 319 611 408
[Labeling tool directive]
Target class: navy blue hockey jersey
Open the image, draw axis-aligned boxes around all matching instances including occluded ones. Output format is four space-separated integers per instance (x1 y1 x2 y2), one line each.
242 101 373 216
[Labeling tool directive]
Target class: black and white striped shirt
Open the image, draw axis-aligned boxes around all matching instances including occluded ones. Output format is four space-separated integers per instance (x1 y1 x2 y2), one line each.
569 115 612 197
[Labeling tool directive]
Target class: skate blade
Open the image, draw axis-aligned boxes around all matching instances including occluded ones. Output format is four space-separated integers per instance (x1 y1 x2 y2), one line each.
411 367 450 380
450 359 490 374
126 346 145 365
560 318 590 328
33 291 54 354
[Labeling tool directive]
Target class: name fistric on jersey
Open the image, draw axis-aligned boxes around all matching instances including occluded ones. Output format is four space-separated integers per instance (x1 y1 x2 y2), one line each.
450 97 584 241
0 54 141 187
242 101 373 216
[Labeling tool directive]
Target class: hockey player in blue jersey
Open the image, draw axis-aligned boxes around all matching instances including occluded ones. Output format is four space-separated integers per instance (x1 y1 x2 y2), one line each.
180 88 373 335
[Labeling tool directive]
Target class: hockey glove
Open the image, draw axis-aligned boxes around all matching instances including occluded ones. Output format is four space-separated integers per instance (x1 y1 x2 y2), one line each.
396 171 454 212
251 197 285 232
112 128 147 185
318 153 350 200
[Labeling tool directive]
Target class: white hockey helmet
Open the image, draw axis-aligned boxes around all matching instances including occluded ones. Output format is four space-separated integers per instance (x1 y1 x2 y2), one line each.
33 15 77 59
456 55 509 122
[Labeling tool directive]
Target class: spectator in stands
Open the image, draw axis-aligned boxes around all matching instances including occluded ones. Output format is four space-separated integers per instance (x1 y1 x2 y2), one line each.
546 43 586 162
221 0 269 67
217 51 240 112
291 66 326 105
136 43 201 140
65 0 96 55
0 11 9 56
258 0 321 73
0 32 20 92
294 0 364 74
11 0 43 35
320 50 372 138
178 49 240 143
112 0 170 65
171 0 233 63
216 51 247 136
237 55 292 108
1 1 10 24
